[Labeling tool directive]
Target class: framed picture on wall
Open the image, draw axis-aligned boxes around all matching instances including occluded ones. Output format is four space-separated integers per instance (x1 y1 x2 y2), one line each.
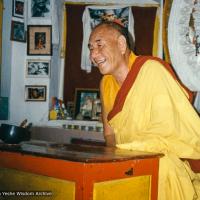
12 0 25 18
26 59 50 78
10 21 26 42
28 0 51 18
27 25 52 55
74 88 100 120
25 85 47 101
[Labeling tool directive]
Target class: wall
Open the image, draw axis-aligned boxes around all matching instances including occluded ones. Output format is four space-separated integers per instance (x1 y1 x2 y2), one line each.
1 0 12 97
0 0 162 127
0 0 62 125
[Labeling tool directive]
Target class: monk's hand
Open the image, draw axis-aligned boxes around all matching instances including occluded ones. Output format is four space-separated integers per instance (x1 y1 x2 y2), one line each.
105 134 116 147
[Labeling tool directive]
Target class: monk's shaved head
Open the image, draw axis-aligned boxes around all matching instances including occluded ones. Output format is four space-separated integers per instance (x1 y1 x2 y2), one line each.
92 21 133 49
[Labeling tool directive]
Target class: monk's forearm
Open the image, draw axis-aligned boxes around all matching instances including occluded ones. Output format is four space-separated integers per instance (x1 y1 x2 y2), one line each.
104 134 116 147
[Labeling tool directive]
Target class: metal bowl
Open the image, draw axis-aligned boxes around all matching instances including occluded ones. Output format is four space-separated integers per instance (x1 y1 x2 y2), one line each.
0 124 31 144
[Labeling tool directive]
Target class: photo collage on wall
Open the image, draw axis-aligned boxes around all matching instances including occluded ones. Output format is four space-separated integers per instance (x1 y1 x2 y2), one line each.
11 0 52 102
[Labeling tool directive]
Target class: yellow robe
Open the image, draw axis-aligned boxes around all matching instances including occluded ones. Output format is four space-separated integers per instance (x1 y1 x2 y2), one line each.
101 53 200 200
101 52 137 115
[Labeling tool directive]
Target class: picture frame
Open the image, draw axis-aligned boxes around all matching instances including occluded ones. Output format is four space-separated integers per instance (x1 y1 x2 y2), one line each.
92 98 102 121
25 85 47 101
10 21 26 42
28 0 51 18
26 59 50 78
74 88 100 120
27 25 52 55
12 0 25 18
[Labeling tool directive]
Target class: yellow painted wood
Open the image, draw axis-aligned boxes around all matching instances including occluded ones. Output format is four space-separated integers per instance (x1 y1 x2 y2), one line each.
93 175 151 200
0 168 75 200
162 0 173 63
152 10 159 57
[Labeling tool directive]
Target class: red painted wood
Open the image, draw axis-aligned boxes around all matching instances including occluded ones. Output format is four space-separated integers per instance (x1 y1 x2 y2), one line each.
0 144 161 200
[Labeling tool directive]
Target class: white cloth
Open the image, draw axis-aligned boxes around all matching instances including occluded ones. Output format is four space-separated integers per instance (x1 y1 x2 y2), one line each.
168 0 200 91
81 5 135 73
194 91 200 113
168 0 200 114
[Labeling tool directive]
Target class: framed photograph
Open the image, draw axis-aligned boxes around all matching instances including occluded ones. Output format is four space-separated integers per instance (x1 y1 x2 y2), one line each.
27 25 52 55
26 59 50 78
12 0 25 18
10 21 26 42
92 99 102 121
74 88 100 120
29 0 51 18
25 85 47 101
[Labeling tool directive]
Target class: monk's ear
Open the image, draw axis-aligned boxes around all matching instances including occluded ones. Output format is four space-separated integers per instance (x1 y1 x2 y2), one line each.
117 35 127 55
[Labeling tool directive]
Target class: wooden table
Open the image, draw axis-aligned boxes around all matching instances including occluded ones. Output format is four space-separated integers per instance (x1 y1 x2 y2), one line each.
0 141 162 200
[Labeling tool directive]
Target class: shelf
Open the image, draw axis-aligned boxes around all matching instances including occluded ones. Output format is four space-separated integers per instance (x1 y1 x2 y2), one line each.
35 119 103 133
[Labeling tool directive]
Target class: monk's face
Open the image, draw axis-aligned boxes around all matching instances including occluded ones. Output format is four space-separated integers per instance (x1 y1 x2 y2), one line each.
88 25 123 75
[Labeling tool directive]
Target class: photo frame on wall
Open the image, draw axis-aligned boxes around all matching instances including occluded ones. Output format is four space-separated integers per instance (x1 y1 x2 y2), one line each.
12 0 25 18
27 25 52 55
25 85 47 101
28 0 51 18
26 59 50 78
10 20 26 42
74 88 100 120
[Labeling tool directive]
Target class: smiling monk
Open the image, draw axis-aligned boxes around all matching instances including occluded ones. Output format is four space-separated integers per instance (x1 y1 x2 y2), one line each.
88 21 200 200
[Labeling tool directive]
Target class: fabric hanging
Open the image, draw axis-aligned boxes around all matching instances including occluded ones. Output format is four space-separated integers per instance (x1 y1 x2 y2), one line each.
194 91 200 113
168 0 200 112
81 5 135 73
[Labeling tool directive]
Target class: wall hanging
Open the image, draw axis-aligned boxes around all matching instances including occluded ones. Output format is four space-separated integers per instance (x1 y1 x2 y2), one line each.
11 20 26 42
12 0 25 19
27 25 52 55
26 59 50 78
29 0 51 18
25 85 47 101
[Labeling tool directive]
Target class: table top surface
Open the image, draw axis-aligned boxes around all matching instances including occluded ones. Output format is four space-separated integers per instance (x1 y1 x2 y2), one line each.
0 140 163 163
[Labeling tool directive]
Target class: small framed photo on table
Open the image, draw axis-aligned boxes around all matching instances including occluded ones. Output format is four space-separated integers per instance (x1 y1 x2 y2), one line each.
74 88 100 120
12 0 25 18
27 25 52 55
11 21 26 42
25 85 47 101
26 59 50 78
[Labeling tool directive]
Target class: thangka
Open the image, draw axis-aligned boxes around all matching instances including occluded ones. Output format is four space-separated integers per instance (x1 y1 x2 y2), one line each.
81 5 135 73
